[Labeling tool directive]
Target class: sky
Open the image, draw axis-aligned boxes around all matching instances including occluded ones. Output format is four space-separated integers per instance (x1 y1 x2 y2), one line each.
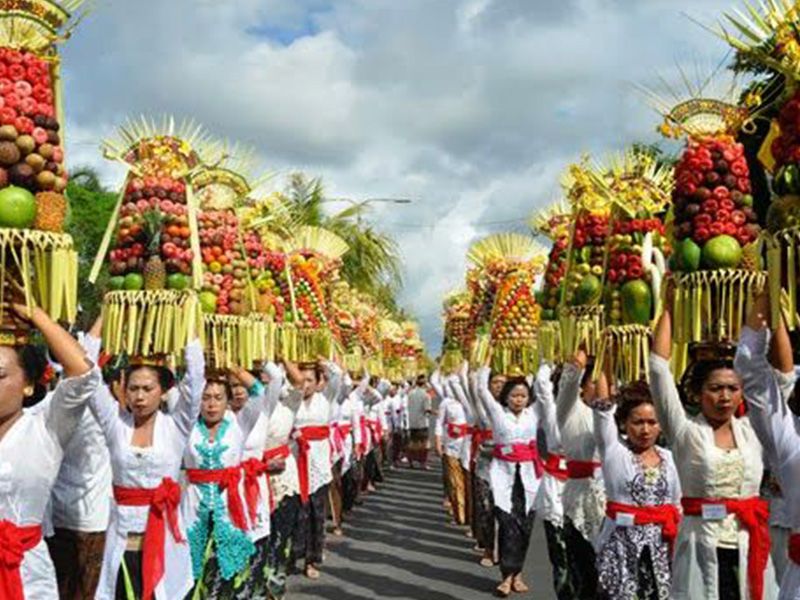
59 0 742 351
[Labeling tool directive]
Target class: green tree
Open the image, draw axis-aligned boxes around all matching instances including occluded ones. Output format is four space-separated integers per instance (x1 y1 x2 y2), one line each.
65 166 118 329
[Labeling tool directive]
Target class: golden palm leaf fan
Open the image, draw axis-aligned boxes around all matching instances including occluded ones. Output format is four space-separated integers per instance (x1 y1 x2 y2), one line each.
466 232 546 269
0 0 89 52
288 225 349 261
530 200 572 241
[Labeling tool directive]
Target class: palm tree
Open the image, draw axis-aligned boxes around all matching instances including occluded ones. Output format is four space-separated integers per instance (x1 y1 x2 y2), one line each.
275 172 404 311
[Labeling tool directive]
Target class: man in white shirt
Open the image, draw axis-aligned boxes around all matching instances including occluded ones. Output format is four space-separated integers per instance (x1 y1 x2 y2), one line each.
406 376 432 468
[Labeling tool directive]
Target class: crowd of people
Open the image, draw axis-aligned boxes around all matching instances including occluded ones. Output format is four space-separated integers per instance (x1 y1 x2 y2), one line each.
2 306 436 600
14 277 800 600
429 282 800 600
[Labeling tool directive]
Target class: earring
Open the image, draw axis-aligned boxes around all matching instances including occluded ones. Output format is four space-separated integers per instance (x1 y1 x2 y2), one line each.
23 386 33 398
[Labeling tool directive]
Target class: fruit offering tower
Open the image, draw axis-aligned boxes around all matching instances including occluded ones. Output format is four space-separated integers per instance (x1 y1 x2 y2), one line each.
440 289 471 371
330 280 362 372
354 293 381 375
194 155 265 369
486 242 546 377
531 201 571 361
379 317 404 380
594 150 673 383
281 225 348 362
558 160 610 356
466 233 544 367
400 320 423 378
0 0 90 341
649 83 764 373
719 2 800 329
92 117 213 358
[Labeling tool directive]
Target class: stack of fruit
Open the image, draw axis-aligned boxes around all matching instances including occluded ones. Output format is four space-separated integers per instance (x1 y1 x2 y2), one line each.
488 263 545 376
93 117 213 358
466 233 544 367
531 202 571 321
591 151 673 383
400 321 422 377
330 281 362 371
652 86 765 368
442 290 471 354
558 160 610 356
194 161 263 369
718 3 800 330
0 0 88 339
670 138 759 272
280 226 348 362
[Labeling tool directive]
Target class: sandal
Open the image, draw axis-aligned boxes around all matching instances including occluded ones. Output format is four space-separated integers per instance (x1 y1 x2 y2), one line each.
511 576 529 593
495 580 512 597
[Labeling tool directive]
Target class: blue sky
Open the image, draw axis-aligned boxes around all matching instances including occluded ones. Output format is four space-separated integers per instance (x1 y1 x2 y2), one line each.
60 0 741 351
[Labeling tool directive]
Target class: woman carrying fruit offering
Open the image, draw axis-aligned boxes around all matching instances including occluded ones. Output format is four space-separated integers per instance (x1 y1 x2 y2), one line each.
283 358 342 580
90 339 205 600
475 365 544 597
649 287 777 600
555 349 605 600
733 290 800 599
433 367 470 526
183 364 284 599
532 362 574 600
0 302 100 600
233 362 299 600
590 372 681 600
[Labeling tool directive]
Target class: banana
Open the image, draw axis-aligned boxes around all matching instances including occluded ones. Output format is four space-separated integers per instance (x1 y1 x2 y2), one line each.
649 264 662 316
642 232 653 270
652 247 666 275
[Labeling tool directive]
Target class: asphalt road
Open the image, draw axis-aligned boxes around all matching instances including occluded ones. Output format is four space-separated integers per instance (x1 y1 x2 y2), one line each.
290 461 557 600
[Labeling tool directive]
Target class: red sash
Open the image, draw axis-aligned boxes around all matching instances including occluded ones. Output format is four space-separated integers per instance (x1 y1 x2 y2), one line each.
606 501 680 553
543 454 569 481
366 419 383 446
470 428 493 468
113 478 184 600
240 458 269 524
263 444 292 513
446 422 472 439
492 441 544 477
0 521 41 600
358 416 368 456
294 425 331 504
186 467 248 531
338 423 353 437
566 459 601 479
681 496 770 600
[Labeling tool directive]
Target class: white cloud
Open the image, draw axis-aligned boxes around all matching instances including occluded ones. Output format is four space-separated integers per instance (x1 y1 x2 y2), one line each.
61 0 740 350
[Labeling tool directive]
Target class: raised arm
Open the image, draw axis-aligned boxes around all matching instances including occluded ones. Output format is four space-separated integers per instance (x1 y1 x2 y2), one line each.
736 292 797 465
448 371 474 423
534 362 561 452
469 371 491 428
171 339 205 438
23 305 92 378
590 370 618 458
429 368 448 402
476 366 506 434
322 360 343 404
647 352 687 443
555 352 585 429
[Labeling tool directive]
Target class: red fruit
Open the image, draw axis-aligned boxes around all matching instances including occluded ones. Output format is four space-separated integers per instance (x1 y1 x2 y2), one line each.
694 228 711 243
731 210 746 226
628 264 643 279
0 106 16 125
701 199 719 214
716 209 731 222
709 222 724 236
730 159 748 177
7 64 25 81
14 116 32 134
608 269 618 283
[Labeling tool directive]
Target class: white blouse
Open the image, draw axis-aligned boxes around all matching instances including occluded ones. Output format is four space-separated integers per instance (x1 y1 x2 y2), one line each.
556 363 606 542
91 340 205 600
534 362 566 526
736 326 800 599
0 367 100 599
286 388 335 495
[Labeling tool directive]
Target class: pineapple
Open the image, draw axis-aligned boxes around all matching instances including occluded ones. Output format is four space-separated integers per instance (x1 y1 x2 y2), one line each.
143 210 166 290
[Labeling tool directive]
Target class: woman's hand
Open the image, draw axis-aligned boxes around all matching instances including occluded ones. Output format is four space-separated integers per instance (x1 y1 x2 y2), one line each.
746 290 770 331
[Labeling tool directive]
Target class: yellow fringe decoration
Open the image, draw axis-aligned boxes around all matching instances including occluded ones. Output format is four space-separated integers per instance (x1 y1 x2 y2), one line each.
343 349 364 374
537 320 562 363
489 338 539 378
470 332 491 368
278 324 333 363
250 314 275 364
559 305 605 358
203 314 257 370
441 348 463 374
366 355 383 378
672 269 766 378
0 229 77 325
766 227 800 330
593 325 651 384
101 290 201 358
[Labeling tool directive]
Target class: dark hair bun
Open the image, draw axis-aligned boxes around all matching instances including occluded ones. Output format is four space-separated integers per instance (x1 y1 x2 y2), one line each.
17 344 48 406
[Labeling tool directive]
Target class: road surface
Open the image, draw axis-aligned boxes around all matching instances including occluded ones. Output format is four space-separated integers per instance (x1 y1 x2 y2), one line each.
291 461 557 599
